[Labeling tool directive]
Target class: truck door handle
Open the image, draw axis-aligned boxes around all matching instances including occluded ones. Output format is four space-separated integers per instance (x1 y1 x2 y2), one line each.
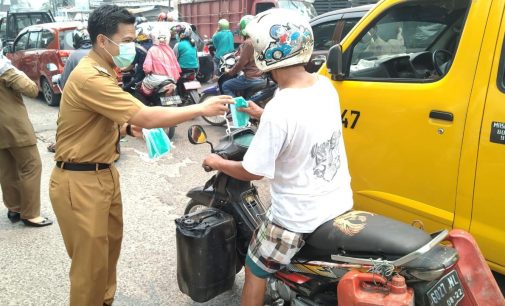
429 110 453 122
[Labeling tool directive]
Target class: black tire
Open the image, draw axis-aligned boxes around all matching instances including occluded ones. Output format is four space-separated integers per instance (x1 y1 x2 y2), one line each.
200 93 226 126
189 90 200 104
165 127 175 139
196 71 211 84
184 199 209 215
41 78 60 106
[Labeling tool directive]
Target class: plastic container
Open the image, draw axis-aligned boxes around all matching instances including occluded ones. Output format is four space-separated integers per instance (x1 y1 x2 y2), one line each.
337 270 414 305
142 128 171 159
176 208 237 302
230 96 250 127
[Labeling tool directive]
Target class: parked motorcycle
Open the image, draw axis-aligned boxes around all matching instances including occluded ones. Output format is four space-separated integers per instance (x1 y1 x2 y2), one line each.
175 124 504 305
176 69 202 106
130 74 181 139
200 52 277 126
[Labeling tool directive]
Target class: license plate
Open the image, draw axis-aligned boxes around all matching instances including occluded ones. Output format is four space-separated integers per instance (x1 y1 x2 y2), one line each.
426 270 464 306
160 95 182 106
184 80 201 90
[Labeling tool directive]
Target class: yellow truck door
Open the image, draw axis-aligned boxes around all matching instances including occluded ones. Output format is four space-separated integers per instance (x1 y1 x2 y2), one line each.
470 2 505 273
322 0 491 231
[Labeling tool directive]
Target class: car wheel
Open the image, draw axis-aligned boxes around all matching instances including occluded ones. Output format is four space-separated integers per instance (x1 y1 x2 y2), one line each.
41 78 60 106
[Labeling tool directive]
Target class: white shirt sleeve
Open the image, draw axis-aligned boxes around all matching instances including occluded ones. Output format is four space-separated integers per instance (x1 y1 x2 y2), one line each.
242 114 287 180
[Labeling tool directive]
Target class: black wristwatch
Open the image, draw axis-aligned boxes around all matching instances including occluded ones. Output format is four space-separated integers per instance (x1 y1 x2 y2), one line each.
126 124 133 137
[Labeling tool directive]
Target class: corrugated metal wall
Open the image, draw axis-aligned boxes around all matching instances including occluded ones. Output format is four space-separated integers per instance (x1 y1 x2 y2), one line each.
313 0 378 15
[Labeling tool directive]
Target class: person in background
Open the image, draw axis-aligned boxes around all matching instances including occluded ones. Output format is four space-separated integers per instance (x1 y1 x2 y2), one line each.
60 25 92 88
0 38 53 227
172 24 199 74
212 18 234 77
157 11 167 22
143 26 181 81
221 15 264 97
202 9 354 306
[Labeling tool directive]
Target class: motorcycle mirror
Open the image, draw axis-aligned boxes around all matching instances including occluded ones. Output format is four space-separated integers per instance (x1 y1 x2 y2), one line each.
188 125 208 145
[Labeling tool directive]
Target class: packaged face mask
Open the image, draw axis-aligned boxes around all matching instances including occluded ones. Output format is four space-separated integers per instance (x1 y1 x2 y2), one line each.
142 128 171 159
230 96 250 128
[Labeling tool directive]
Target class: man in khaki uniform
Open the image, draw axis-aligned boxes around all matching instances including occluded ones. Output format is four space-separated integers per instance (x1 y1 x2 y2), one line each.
0 38 53 227
49 5 232 306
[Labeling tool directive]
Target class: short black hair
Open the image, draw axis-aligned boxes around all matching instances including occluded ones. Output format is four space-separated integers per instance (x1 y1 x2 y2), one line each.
88 5 136 45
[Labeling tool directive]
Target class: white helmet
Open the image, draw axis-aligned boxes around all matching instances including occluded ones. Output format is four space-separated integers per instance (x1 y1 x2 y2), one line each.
245 8 314 72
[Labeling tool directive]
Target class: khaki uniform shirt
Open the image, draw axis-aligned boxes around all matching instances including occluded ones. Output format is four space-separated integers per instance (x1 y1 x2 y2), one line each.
0 68 39 149
54 50 144 164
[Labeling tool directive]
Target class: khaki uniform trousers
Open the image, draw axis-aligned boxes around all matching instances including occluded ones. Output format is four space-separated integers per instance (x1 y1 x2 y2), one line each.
0 145 42 219
49 165 123 306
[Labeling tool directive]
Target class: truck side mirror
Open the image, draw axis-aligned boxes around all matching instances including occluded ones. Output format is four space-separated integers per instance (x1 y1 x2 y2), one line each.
327 44 345 81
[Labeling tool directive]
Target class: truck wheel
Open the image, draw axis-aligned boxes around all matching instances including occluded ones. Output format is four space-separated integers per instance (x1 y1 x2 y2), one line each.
184 199 209 214
200 93 226 126
42 78 60 106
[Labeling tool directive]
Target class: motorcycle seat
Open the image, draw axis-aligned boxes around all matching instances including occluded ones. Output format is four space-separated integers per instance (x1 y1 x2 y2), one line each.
296 210 432 261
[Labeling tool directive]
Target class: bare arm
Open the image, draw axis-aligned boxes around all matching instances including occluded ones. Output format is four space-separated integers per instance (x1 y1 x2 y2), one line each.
238 100 264 120
203 154 263 181
129 95 233 129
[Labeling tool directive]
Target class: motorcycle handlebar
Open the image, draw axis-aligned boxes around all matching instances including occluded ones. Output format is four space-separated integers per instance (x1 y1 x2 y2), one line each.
202 153 228 172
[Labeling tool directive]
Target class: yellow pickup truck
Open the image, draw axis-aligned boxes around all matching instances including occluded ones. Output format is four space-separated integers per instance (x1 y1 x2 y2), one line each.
321 0 505 274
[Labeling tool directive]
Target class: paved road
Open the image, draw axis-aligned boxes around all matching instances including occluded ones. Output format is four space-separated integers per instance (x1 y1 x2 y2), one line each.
1 95 503 305
0 95 269 305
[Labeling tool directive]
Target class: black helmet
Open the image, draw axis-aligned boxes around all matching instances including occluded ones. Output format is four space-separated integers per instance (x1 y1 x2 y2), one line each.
73 26 91 49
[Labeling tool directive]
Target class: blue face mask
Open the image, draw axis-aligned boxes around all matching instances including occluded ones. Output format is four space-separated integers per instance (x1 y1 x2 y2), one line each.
104 37 136 68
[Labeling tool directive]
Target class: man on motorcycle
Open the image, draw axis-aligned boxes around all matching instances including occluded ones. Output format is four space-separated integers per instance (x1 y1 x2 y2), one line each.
221 15 264 97
212 19 234 77
172 24 199 74
202 9 354 306
142 26 181 96
60 25 92 88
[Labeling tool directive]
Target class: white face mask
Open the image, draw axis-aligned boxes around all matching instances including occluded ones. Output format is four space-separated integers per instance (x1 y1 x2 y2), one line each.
103 37 136 68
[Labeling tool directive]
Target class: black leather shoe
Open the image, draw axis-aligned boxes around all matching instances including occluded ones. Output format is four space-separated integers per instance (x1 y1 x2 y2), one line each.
7 211 20 223
21 217 53 227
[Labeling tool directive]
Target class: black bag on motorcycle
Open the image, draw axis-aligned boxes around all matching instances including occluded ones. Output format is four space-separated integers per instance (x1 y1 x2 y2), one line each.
175 208 237 302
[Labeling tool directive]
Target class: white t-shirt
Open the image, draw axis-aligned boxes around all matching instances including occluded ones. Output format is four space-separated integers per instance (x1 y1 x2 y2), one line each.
242 76 353 233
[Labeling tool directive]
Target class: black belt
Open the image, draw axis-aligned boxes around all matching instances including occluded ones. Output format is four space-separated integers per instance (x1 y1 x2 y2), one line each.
56 161 110 171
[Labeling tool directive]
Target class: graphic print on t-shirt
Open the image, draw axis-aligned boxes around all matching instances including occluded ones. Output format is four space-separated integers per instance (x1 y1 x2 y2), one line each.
311 130 341 182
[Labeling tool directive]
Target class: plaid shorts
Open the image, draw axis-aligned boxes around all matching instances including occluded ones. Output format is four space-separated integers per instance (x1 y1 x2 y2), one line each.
245 220 306 278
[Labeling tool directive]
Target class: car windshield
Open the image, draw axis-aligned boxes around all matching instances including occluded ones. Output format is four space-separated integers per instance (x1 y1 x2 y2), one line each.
278 0 317 20
59 29 76 50
350 2 466 66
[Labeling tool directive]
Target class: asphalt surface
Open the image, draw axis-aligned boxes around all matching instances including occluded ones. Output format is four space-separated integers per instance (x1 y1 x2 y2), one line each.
1 94 504 305
0 94 273 305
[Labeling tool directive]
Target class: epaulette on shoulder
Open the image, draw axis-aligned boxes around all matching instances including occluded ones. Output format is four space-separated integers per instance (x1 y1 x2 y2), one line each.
93 65 111 76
